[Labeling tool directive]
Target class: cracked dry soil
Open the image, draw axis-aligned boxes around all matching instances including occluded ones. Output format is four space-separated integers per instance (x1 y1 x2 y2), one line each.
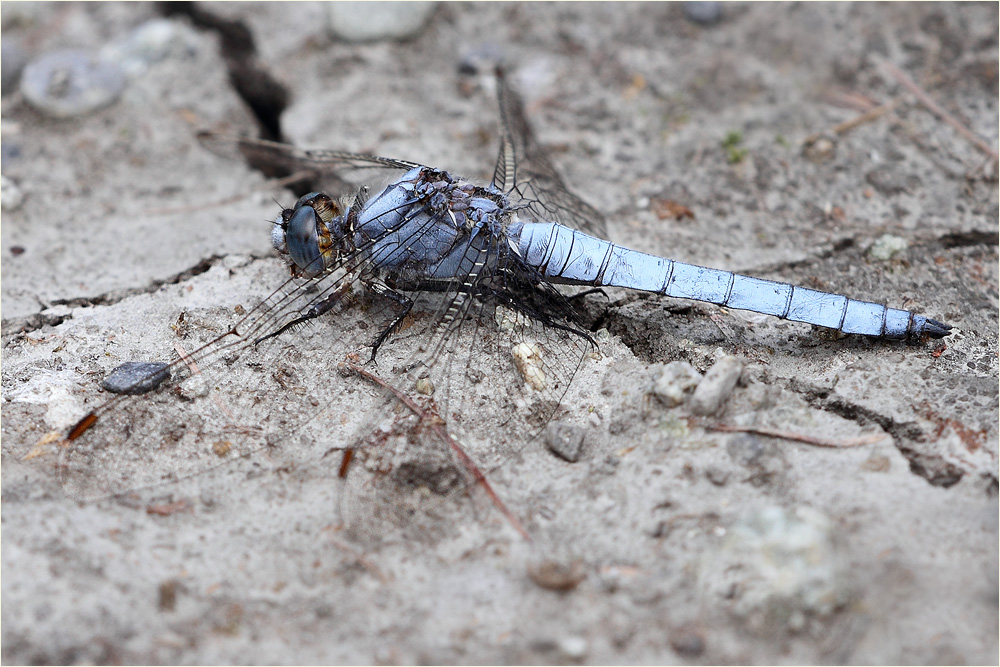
2 3 998 665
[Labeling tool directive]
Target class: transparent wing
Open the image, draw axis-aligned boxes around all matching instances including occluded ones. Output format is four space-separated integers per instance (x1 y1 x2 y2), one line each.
326 199 594 546
55 180 590 525
197 131 423 194
56 85 599 546
491 69 609 240
56 260 375 501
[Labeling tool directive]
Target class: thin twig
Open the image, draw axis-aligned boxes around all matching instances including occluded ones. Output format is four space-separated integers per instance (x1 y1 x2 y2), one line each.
23 430 63 460
830 100 898 135
880 59 998 162
803 100 898 147
708 423 886 448
326 534 392 584
345 363 531 542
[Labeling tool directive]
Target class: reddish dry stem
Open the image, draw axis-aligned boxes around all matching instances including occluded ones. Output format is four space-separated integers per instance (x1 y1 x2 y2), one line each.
346 363 531 541
880 59 999 162
67 412 99 441
708 423 885 448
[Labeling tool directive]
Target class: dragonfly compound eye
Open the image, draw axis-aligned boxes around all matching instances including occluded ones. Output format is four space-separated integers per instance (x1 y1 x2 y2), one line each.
286 205 324 276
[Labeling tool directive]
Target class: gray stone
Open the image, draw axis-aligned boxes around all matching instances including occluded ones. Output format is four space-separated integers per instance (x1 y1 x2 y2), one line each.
21 49 125 118
690 356 744 415
545 422 586 463
648 361 702 407
684 1 723 25
100 362 170 395
327 2 437 42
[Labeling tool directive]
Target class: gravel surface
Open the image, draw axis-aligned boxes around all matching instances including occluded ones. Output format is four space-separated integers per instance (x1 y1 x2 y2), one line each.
2 3 997 664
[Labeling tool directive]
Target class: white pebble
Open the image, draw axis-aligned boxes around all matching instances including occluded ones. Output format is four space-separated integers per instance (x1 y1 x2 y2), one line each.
689 355 743 415
648 361 702 407
327 2 436 42
1 175 23 211
868 234 908 261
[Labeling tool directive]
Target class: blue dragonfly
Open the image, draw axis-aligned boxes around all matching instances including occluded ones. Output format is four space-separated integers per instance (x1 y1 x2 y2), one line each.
59 72 950 521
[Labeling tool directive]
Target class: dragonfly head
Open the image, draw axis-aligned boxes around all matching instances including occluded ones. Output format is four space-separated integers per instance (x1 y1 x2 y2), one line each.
273 192 345 277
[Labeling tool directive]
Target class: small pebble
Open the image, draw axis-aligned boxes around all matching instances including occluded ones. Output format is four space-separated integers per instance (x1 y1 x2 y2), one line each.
1 37 28 95
545 422 586 463
684 1 722 25
1 175 23 211
689 355 744 415
158 579 179 612
802 136 836 163
21 49 125 118
670 626 706 656
557 635 588 661
648 361 702 407
527 558 586 591
865 167 908 195
176 373 210 401
2 141 22 163
101 362 170 395
327 1 437 42
100 18 192 77
415 377 434 395
868 234 908 260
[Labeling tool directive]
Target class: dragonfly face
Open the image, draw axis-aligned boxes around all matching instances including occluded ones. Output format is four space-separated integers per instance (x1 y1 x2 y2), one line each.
273 192 343 277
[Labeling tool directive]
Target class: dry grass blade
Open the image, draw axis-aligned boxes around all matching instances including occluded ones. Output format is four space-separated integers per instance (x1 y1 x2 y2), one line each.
879 59 999 162
707 423 887 448
344 363 532 542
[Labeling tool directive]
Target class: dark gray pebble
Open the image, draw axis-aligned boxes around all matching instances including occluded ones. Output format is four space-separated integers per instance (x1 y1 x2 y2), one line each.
684 1 722 25
2 38 28 96
545 422 586 462
670 627 706 656
101 362 170 395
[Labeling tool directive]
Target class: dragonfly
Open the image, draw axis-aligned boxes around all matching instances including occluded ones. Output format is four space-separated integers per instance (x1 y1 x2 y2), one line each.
57 71 951 540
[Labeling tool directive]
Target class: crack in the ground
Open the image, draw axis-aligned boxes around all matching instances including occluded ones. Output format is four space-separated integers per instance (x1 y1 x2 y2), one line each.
744 227 997 278
785 376 966 487
601 290 977 489
157 3 320 198
599 288 971 489
159 2 288 142
4 10 297 342
937 229 1000 248
0 253 260 338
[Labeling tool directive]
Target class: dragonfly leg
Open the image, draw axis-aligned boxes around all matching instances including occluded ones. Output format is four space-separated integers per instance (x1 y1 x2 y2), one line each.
253 286 349 346
567 287 608 302
479 284 598 349
367 281 414 363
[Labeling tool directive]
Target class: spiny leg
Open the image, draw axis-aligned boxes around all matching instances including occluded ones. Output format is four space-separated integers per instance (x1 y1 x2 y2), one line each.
477 284 598 349
567 287 608 302
254 283 351 346
367 281 415 363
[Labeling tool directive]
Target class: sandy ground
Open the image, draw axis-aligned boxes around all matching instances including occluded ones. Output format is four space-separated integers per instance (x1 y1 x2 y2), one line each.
2 2 998 664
